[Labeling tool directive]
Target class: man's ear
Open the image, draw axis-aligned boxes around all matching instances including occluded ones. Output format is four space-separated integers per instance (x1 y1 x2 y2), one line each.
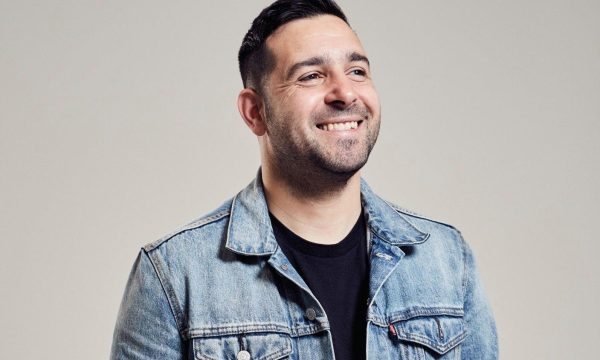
238 88 267 136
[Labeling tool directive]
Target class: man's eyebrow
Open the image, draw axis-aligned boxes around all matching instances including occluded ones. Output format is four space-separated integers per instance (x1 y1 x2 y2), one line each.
286 56 327 80
285 52 370 80
348 51 370 66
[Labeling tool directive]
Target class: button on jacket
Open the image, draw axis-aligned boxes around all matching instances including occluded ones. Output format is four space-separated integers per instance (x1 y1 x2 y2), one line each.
110 174 498 359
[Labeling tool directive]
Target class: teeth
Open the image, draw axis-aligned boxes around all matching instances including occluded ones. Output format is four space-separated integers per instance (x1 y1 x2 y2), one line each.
319 121 359 131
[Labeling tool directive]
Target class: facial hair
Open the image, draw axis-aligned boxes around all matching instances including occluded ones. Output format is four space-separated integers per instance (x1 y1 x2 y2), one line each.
263 99 380 199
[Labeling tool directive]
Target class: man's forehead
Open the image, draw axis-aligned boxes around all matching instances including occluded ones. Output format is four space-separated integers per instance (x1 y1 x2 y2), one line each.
265 15 365 67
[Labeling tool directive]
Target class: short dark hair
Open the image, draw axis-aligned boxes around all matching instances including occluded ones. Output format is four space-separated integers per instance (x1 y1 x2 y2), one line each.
238 0 348 90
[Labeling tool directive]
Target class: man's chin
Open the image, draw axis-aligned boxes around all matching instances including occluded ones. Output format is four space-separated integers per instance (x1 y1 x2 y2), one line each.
317 157 369 179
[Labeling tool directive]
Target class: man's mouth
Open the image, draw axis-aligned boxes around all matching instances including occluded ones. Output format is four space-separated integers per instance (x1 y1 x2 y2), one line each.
317 120 362 131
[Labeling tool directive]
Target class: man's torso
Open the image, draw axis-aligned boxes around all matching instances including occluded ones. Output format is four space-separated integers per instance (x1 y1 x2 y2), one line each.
133 175 479 359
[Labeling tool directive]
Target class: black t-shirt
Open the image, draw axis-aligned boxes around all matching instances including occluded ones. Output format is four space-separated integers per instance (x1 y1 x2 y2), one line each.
270 212 369 360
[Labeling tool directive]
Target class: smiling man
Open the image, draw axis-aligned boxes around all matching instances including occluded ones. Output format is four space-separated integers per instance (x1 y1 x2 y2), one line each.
110 1 497 359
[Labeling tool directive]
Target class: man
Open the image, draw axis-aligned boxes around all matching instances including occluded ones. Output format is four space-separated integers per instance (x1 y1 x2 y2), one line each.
110 1 498 359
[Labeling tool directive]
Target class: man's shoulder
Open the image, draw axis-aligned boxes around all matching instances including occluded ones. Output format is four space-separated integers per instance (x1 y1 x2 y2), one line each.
142 199 233 253
384 200 465 244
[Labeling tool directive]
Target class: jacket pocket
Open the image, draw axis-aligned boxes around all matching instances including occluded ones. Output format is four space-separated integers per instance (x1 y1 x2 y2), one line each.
192 332 292 360
391 315 468 357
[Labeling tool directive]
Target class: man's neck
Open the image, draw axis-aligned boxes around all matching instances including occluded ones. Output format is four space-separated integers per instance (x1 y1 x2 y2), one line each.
262 167 362 245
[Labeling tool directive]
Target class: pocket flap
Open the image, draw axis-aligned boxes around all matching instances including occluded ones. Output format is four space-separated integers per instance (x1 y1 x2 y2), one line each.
392 315 468 355
193 332 292 360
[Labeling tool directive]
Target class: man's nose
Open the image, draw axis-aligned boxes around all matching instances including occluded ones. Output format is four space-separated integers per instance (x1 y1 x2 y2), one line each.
324 74 357 109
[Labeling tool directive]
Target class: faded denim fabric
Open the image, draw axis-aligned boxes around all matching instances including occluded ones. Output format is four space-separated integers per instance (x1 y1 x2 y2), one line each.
111 174 498 359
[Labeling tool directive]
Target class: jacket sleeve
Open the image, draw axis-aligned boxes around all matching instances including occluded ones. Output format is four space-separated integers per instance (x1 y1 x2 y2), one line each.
460 239 499 359
110 250 185 360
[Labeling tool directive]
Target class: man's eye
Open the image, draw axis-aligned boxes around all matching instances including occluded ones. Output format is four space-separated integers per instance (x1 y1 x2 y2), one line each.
299 73 321 82
349 68 367 78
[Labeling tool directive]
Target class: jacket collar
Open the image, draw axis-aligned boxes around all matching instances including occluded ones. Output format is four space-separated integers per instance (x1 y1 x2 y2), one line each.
226 170 429 256
359 179 430 245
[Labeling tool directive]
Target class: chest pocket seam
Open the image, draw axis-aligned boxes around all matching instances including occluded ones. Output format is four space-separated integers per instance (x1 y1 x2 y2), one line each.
391 315 468 355
192 332 292 360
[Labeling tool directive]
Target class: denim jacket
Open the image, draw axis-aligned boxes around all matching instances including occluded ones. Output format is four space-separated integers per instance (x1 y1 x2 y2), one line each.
111 174 498 359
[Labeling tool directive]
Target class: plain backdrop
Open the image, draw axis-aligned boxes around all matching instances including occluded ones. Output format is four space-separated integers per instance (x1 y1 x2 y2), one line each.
1 0 599 359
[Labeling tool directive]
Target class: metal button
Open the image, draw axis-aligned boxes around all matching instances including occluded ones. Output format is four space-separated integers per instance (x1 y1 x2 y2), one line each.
305 307 317 321
237 350 251 360
281 264 288 271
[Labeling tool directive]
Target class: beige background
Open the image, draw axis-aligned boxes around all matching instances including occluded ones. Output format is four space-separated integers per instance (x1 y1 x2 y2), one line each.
1 0 599 358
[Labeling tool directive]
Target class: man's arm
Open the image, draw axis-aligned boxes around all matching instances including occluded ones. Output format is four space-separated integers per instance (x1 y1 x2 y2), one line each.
110 250 185 360
460 238 499 359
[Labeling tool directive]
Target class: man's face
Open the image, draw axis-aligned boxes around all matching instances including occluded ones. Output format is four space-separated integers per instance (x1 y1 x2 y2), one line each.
260 15 381 179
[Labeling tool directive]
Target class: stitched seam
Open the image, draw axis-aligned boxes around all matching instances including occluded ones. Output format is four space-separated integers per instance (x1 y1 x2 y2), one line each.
279 264 304 338
144 210 230 251
459 233 469 313
369 308 465 327
193 335 292 360
367 314 388 327
455 344 461 360
381 200 430 239
388 203 464 234
187 324 291 338
225 193 238 251
194 352 217 360
186 323 332 340
263 343 293 360
386 307 464 323
144 249 187 338
400 342 409 359
397 330 468 354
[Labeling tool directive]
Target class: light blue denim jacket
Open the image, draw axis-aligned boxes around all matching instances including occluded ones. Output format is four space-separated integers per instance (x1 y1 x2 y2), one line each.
111 174 498 359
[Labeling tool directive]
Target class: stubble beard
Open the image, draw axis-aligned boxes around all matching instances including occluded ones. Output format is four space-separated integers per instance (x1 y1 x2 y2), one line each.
264 100 380 199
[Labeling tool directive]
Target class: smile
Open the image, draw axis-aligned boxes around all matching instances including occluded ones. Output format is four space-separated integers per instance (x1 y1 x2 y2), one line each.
317 120 361 131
